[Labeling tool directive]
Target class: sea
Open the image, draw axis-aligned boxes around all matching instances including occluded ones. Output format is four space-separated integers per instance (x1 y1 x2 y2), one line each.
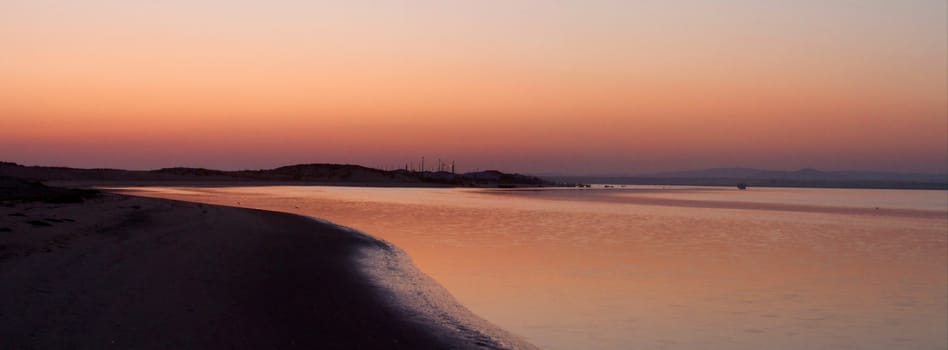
116 185 948 350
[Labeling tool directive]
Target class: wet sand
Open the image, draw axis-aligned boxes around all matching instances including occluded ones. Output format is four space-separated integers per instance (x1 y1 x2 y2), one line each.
0 193 534 349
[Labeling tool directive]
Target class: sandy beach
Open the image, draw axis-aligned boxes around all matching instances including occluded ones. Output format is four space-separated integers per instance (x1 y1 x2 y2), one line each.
0 191 535 349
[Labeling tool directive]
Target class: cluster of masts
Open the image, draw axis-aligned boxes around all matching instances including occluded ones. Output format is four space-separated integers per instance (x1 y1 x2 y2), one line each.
407 157 455 173
375 157 456 174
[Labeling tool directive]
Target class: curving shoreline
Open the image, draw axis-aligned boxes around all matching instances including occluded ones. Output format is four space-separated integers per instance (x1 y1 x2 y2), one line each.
348 224 537 350
0 193 535 349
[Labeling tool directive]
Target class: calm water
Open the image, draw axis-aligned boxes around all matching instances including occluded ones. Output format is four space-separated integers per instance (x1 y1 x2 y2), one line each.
115 186 948 350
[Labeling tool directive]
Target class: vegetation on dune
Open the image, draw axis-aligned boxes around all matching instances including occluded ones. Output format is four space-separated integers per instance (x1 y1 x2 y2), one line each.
0 176 99 203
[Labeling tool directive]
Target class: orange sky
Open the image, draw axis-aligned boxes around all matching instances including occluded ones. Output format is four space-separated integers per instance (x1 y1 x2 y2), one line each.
1 0 946 173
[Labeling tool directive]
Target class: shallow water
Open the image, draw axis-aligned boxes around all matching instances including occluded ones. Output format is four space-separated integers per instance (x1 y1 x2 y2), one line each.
114 186 948 350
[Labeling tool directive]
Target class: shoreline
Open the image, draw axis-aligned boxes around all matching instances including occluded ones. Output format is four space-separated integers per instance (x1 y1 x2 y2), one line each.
0 192 535 349
344 220 537 349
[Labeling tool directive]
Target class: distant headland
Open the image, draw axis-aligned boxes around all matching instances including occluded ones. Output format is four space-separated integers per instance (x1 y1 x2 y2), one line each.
0 162 552 188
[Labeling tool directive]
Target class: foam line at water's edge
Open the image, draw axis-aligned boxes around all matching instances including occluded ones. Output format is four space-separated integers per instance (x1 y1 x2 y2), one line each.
300 216 539 350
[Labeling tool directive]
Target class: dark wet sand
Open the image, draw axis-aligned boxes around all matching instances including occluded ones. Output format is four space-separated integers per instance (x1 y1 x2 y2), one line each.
0 193 534 349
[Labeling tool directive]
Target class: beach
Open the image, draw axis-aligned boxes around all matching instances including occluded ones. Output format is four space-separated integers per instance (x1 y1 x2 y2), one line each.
0 191 535 349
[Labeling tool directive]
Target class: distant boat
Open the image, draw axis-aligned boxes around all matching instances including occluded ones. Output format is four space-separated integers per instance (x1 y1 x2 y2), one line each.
737 183 748 190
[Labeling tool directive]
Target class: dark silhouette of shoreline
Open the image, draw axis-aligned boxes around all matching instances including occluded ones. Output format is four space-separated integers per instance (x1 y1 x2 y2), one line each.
0 162 552 188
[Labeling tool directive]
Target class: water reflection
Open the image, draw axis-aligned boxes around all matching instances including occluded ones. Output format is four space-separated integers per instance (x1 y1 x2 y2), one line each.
112 186 948 350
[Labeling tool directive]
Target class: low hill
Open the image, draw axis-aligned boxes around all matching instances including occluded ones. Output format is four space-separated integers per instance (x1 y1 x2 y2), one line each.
0 162 552 188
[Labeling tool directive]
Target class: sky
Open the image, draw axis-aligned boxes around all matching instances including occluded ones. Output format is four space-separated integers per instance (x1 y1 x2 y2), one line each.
1 0 946 174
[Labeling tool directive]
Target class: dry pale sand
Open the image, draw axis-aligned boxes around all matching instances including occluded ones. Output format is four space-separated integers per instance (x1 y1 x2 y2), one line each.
0 193 536 349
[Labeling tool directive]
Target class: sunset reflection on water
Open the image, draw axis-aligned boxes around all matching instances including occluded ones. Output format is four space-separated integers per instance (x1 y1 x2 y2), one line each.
114 186 948 350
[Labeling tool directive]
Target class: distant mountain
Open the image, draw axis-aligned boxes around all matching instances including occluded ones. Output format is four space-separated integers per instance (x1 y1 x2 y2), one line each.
0 162 552 188
549 167 947 190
